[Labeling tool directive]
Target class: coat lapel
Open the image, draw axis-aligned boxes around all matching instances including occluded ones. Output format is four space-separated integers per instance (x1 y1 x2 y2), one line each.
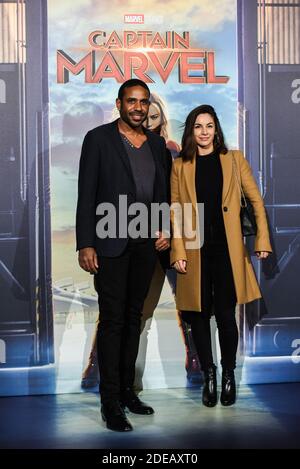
183 158 197 208
145 129 161 170
144 129 168 203
220 150 233 203
108 119 135 185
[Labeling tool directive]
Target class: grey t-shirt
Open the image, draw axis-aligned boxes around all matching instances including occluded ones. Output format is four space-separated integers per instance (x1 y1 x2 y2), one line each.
121 134 155 207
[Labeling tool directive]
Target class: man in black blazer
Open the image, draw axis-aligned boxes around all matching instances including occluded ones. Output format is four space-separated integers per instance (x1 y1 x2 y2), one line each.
76 79 170 432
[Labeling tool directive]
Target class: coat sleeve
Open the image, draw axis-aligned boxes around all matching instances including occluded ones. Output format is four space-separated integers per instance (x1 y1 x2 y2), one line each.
75 130 101 251
157 139 172 270
165 147 173 204
159 138 172 204
237 151 272 253
170 160 187 264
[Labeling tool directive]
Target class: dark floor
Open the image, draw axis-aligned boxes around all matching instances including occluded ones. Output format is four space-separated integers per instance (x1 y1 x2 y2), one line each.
0 383 299 450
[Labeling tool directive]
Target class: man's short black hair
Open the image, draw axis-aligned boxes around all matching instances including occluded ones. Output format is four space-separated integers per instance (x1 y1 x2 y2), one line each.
117 79 150 101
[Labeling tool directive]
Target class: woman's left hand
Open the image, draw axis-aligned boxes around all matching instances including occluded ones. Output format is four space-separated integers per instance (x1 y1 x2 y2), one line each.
255 251 270 259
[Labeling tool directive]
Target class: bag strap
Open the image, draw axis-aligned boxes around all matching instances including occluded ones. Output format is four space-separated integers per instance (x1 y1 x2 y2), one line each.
232 151 247 208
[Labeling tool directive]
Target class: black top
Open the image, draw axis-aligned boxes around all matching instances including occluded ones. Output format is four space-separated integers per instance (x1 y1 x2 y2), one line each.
121 134 155 207
195 150 227 246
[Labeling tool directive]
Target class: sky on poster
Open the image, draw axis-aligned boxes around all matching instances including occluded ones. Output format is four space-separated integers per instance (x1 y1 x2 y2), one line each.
48 0 237 280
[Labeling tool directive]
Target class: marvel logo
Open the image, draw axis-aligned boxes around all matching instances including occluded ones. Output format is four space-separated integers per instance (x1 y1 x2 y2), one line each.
124 14 144 24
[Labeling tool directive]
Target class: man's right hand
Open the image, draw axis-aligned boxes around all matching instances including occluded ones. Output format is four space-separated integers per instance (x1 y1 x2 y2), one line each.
78 247 99 274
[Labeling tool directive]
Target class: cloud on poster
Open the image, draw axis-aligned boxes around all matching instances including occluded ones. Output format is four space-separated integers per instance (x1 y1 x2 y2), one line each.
49 0 236 32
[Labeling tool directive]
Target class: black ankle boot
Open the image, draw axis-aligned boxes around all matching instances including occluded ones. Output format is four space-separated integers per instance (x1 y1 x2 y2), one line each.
220 369 236 406
202 365 217 407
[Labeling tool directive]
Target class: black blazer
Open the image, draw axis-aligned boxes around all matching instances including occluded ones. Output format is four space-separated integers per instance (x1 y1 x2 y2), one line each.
76 119 171 258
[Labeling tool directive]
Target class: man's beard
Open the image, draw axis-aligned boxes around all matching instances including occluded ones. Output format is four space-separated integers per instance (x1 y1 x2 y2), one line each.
119 108 147 128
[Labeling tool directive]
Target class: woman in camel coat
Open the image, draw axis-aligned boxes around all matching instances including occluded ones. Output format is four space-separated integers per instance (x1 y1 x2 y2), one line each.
170 105 272 407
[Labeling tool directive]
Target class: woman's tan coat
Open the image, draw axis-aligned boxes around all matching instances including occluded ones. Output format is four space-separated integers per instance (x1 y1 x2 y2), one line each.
170 150 272 312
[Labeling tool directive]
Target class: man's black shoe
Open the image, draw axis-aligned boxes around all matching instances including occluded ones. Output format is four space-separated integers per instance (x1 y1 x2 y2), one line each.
101 401 133 432
121 388 154 415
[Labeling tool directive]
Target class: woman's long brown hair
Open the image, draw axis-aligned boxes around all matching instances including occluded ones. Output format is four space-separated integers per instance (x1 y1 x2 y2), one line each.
180 105 228 162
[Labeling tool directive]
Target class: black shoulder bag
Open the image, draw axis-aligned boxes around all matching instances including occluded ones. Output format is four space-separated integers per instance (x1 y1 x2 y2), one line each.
232 152 257 237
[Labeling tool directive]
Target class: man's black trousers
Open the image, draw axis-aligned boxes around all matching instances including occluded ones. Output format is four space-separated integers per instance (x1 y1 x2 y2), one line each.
95 238 157 404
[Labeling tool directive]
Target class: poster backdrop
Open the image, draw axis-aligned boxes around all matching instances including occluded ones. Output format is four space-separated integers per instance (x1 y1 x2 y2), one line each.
48 0 237 394
1 0 299 396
